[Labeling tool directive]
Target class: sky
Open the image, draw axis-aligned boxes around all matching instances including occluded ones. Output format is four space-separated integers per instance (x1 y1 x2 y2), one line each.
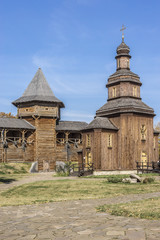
1 0 160 124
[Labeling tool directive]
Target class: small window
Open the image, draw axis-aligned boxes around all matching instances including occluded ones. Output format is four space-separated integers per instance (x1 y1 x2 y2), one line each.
141 125 147 141
112 87 116 98
45 108 48 110
108 134 112 148
127 59 129 68
26 109 29 112
133 86 137 97
86 134 91 147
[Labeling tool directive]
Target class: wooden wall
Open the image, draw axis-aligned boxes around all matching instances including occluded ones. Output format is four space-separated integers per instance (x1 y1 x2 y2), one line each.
110 113 158 170
101 130 118 170
34 117 56 171
56 144 82 162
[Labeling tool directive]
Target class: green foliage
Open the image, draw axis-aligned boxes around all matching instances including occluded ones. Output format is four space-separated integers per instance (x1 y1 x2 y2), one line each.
107 177 122 183
55 161 73 176
143 177 155 184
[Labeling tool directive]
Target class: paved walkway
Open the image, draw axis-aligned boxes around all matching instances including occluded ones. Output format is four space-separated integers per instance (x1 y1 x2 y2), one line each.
0 174 160 240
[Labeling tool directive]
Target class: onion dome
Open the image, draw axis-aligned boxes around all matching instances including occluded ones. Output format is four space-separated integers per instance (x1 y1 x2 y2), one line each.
116 41 131 59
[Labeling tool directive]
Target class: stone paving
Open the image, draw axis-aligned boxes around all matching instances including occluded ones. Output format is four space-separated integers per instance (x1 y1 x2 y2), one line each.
0 174 160 240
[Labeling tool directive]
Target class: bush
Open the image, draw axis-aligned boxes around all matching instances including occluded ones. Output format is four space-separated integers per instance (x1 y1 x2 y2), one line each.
55 161 73 176
143 177 155 184
107 177 123 183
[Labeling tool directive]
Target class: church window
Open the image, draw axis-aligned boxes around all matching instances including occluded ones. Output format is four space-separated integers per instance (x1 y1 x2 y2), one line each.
141 125 147 141
133 86 137 97
108 134 112 148
112 87 116 98
86 134 91 147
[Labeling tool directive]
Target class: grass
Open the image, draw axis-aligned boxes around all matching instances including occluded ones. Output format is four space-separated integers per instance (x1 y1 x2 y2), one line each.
0 162 31 185
0 179 160 207
0 162 32 174
97 197 160 220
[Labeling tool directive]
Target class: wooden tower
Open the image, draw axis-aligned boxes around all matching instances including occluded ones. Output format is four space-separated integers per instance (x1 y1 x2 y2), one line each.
12 68 64 171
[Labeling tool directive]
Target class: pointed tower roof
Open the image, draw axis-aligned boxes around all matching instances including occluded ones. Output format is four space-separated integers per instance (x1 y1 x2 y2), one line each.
12 68 64 107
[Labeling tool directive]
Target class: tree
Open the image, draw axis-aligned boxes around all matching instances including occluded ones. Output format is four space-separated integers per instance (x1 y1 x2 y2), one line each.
0 112 16 118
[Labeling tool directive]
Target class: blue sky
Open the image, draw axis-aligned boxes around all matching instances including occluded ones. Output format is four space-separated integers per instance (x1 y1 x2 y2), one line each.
1 0 160 124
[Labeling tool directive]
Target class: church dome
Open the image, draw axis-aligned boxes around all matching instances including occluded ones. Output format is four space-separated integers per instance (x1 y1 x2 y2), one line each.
116 41 131 58
117 41 130 53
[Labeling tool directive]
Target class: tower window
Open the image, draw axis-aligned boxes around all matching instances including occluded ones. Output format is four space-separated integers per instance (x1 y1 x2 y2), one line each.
133 86 137 97
108 134 112 148
141 125 147 141
112 87 116 98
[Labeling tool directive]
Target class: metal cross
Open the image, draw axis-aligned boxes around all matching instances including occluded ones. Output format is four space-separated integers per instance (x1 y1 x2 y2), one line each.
120 24 126 42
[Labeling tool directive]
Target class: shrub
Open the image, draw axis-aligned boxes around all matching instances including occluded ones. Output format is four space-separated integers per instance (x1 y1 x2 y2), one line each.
143 177 155 184
107 177 123 183
55 161 73 176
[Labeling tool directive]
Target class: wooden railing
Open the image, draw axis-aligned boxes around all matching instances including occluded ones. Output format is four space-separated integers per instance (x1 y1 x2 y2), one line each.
71 163 94 177
56 138 82 145
136 161 160 173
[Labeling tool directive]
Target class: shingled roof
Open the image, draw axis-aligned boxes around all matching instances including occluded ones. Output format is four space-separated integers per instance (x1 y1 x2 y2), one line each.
83 117 118 131
0 118 35 130
56 121 88 132
108 69 140 80
12 68 64 107
96 98 155 117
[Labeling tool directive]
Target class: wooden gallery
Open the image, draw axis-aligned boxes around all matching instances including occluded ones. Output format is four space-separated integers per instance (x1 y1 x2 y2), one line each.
0 39 159 172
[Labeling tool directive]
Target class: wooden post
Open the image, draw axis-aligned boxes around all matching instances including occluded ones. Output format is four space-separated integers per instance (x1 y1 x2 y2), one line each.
65 132 70 161
21 130 26 162
32 115 40 163
3 129 8 163
65 132 69 143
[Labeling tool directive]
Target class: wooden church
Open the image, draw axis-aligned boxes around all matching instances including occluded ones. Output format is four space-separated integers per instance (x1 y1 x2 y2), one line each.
0 37 159 172
81 38 159 171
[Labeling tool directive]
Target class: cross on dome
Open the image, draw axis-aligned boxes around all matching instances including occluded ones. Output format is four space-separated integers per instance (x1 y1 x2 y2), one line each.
120 24 126 42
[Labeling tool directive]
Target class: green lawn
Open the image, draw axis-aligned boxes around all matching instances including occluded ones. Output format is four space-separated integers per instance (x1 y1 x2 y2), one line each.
0 162 32 174
0 179 160 207
97 197 160 220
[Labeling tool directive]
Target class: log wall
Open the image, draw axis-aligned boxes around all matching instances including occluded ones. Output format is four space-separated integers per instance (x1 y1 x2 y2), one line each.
34 117 56 171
